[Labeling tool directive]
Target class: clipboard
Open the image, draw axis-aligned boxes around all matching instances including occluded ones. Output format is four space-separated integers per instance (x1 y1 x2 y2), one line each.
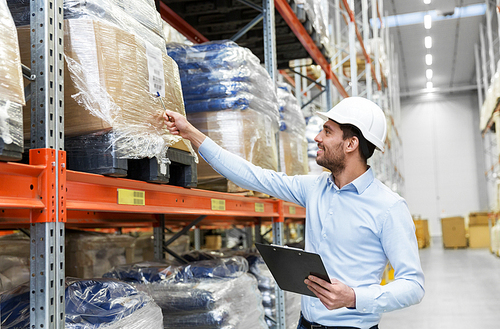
255 243 331 297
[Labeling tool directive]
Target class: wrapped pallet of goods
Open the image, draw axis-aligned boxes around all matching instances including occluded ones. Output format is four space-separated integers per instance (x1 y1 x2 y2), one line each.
166 41 279 193
0 0 24 161
65 230 136 279
104 257 268 329
181 249 302 329
15 0 196 185
0 278 163 329
277 83 309 176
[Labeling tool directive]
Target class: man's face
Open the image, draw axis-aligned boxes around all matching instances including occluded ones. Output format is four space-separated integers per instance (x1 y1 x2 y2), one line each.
314 120 346 174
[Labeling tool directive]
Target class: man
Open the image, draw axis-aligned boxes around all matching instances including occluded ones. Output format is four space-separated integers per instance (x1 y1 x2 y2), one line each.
164 97 424 329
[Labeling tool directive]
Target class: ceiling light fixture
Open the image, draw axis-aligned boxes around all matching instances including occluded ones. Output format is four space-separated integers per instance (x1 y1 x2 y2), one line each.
424 0 431 4
426 69 433 79
425 36 432 48
426 81 433 89
424 15 432 29
426 54 433 65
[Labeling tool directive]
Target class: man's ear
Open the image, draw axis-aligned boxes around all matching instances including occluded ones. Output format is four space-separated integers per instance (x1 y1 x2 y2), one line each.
345 136 359 154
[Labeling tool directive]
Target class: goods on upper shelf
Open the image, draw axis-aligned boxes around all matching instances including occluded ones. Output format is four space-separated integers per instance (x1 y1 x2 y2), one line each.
0 0 24 161
342 38 388 82
0 278 163 329
14 0 196 179
167 41 279 192
104 257 268 328
277 83 309 176
294 0 331 56
0 233 30 293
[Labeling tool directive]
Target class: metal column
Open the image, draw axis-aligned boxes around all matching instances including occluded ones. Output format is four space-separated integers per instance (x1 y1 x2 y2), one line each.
480 24 489 93
273 201 286 329
263 0 277 83
348 0 358 96
154 215 165 260
30 0 65 328
475 44 484 110
362 0 372 100
485 0 496 78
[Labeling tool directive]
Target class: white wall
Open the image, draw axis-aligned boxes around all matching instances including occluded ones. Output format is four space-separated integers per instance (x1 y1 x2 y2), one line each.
400 91 488 237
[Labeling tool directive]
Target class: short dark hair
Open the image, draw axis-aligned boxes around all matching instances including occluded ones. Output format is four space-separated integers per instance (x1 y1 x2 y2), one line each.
338 123 376 161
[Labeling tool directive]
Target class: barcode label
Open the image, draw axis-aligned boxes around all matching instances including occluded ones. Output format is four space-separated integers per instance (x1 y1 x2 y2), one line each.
118 189 145 206
145 41 165 97
289 206 296 215
255 203 264 213
211 199 226 211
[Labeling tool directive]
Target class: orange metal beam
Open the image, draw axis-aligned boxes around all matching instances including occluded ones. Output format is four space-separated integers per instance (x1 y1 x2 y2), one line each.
159 2 209 44
275 0 349 98
279 69 296 88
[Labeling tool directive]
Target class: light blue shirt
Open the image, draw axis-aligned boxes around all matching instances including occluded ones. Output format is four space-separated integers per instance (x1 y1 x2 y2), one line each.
199 137 425 329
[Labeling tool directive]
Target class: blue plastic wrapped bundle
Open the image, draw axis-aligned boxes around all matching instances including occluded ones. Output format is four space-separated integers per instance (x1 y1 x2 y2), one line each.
0 278 163 329
105 257 268 329
167 41 279 191
277 83 309 175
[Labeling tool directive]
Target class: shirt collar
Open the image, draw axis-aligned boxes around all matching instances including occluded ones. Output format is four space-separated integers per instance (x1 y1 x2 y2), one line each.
329 167 374 194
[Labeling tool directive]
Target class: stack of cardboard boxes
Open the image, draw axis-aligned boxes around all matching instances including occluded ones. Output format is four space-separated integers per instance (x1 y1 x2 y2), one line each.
413 217 431 249
441 212 491 249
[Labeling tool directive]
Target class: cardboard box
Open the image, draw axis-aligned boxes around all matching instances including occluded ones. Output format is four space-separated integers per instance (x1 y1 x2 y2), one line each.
279 130 309 176
468 212 490 226
205 235 222 250
188 109 278 191
413 219 430 249
441 217 467 248
65 231 135 279
469 225 490 248
17 19 192 156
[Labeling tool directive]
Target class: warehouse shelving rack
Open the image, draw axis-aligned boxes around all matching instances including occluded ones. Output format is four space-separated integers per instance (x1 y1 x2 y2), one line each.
476 0 500 211
0 1 307 329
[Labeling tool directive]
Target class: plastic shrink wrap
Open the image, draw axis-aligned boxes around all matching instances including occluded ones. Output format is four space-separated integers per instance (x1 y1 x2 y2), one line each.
0 233 30 293
0 0 24 159
277 83 309 176
65 230 136 279
16 0 195 163
167 41 279 191
184 249 302 329
104 257 268 329
0 278 163 329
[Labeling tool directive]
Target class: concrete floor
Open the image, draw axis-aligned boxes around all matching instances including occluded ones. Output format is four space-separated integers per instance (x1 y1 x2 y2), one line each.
379 237 500 329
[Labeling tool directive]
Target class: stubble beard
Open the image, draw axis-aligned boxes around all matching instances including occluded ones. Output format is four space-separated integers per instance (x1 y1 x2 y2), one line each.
316 141 346 176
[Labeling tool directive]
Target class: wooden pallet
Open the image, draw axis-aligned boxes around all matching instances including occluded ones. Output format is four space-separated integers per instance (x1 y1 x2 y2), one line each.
65 131 197 187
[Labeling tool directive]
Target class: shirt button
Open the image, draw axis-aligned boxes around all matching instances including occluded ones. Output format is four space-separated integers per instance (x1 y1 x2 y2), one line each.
323 234 327 238
363 308 366 312
329 211 333 215
336 190 340 194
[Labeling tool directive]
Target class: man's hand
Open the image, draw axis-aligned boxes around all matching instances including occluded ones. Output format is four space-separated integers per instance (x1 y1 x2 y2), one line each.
304 276 356 310
163 110 206 149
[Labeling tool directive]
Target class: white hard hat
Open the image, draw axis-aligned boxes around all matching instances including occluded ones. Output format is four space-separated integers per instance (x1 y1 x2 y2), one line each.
316 97 387 152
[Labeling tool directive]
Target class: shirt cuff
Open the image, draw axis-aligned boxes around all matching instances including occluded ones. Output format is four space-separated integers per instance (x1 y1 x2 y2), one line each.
352 286 374 313
198 137 218 163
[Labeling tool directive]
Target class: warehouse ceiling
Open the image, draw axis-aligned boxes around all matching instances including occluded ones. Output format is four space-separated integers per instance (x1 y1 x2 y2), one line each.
385 0 489 97
161 0 491 98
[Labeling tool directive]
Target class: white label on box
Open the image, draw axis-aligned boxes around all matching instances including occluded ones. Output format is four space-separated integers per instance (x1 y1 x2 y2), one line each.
146 41 165 97
160 163 167 175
